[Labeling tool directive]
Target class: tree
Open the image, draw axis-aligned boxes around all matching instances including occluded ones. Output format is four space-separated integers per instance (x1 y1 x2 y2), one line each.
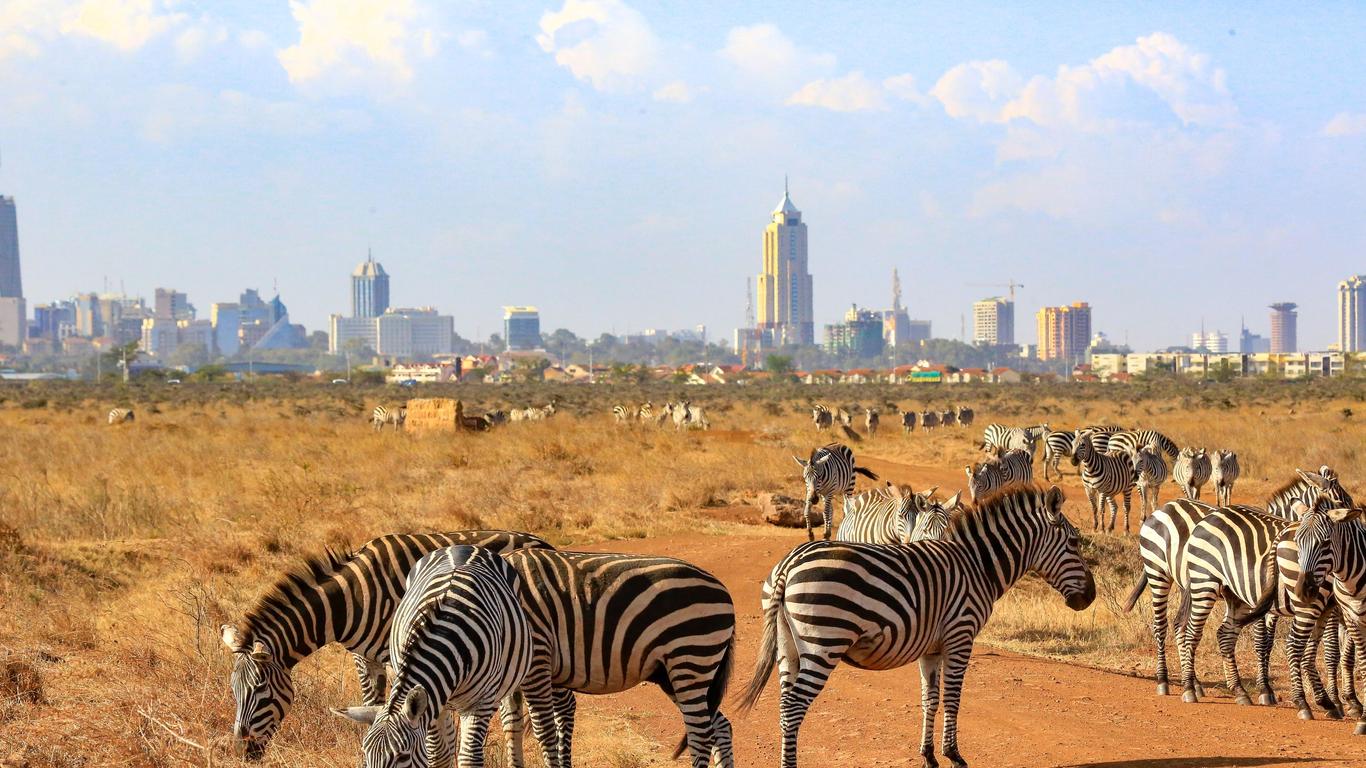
308 330 330 350
514 357 550 383
764 354 793 375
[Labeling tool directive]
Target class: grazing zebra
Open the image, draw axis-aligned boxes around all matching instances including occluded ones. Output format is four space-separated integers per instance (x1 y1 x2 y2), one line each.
1291 503 1366 732
955 405 974 428
920 410 940 431
1103 429 1180 461
1130 442 1168 518
108 407 134 425
739 485 1095 768
485 410 508 427
685 403 711 430
900 410 917 434
964 449 1033 505
506 549 736 768
612 404 631 424
1071 429 1137 532
792 443 879 541
811 404 832 431
637 402 654 423
334 546 532 768
220 530 551 760
864 408 879 439
940 408 957 428
835 483 937 545
1212 450 1241 507
372 405 406 432
1041 427 1075 482
1173 447 1213 500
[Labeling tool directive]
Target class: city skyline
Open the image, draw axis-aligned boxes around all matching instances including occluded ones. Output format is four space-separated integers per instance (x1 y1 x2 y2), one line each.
1 2 1364 348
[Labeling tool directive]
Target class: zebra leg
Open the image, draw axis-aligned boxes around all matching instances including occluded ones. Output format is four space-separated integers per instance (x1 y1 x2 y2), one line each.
1085 486 1100 530
1253 614 1277 705
1105 494 1119 533
1179 592 1216 703
803 498 814 542
710 710 734 768
456 704 497 768
917 653 943 768
1287 611 1317 717
353 654 388 706
497 691 526 768
519 669 565 768
1308 613 1344 719
1342 620 1366 735
1323 612 1342 714
823 497 834 541
664 663 718 768
778 647 839 768
1121 489 1133 534
1149 574 1172 695
424 708 459 768
938 642 974 768
1216 613 1253 705
551 688 576 767
1344 622 1363 718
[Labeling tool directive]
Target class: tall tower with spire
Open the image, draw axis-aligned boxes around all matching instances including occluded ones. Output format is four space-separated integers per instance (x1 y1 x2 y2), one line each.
351 249 390 318
756 179 814 346
0 150 22 299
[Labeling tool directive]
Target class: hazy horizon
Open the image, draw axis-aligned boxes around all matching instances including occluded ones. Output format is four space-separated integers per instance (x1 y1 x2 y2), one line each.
2 1 1364 350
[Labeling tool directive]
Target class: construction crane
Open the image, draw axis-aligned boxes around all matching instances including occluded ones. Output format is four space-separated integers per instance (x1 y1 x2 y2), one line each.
966 280 1025 302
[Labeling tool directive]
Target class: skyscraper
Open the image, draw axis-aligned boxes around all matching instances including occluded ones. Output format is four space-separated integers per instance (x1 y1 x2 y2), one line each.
0 194 22 299
503 306 541 350
1339 275 1366 353
154 288 194 320
1269 303 1297 353
756 181 814 346
1190 330 1229 353
973 297 1014 346
1036 302 1091 363
352 252 390 319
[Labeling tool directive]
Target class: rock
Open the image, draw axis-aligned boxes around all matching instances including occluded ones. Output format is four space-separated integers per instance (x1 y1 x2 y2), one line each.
756 493 820 528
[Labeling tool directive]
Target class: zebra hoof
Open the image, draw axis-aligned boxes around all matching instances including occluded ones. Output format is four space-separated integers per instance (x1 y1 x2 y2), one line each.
1259 693 1277 706
1326 707 1345 721
1346 703 1363 719
1196 682 1207 697
1156 682 1169 696
1299 708 1315 721
1354 722 1366 736
1181 690 1199 704
1234 694 1253 706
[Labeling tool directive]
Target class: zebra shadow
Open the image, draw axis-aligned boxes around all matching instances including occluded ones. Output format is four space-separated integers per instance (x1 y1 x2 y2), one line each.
1058 758 1333 768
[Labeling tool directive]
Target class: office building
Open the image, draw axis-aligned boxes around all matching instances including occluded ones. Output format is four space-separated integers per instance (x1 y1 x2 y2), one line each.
1191 330 1229 354
33 301 75 342
1036 302 1092 362
503 306 541 351
0 194 22 299
211 303 242 356
0 297 23 347
824 304 885 357
1240 324 1270 354
1269 303 1297 354
973 297 1015 346
1339 275 1366 353
154 288 194 320
352 253 390 318
377 308 454 358
756 181 814 346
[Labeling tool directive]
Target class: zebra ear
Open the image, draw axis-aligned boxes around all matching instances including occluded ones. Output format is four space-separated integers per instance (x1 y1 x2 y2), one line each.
402 687 429 725
221 624 244 652
1296 469 1329 488
945 491 962 509
249 640 272 662
792 455 808 468
1327 507 1361 524
332 706 380 726
919 486 938 499
1044 485 1066 520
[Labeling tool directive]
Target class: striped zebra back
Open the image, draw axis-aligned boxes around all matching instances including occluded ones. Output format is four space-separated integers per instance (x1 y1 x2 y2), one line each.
1184 504 1294 608
108 407 134 424
1264 466 1354 520
1132 444 1168 485
1107 429 1178 460
836 484 927 545
1072 430 1136 495
1044 430 1075 460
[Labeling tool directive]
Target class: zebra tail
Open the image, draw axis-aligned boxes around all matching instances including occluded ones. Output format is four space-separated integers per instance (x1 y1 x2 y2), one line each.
1122 571 1149 613
736 573 786 714
853 466 880 482
672 632 736 760
1173 582 1193 630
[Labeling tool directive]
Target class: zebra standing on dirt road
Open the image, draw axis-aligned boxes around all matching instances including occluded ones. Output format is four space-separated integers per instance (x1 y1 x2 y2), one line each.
739 485 1095 768
1131 442 1169 518
792 443 879 541
1071 429 1138 532
334 546 532 768
1212 450 1241 507
1173 447 1213 501
1041 427 1075 482
505 549 737 768
864 409 879 439
835 484 938 545
372 405 405 432
964 449 1033 504
108 407 135 425
220 530 551 761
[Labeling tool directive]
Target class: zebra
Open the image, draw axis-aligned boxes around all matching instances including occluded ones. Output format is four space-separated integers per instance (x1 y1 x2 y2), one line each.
108 407 134 425
920 410 940 431
485 410 508 427
1131 442 1168 519
1041 427 1075 482
1173 447 1213 500
864 408 879 439
1103 429 1180 461
792 443 879 541
835 407 853 427
835 483 938 545
612 405 631 424
963 449 1033 505
1212 449 1241 507
1078 424 1125 454
505 549 737 768
900 410 917 434
1071 429 1137 532
811 404 832 431
220 530 551 760
738 485 1095 768
940 408 957 428
981 423 1044 458
637 402 654 423
955 405 974 428
372 405 406 432
909 492 961 542
333 546 532 768
685 403 711 430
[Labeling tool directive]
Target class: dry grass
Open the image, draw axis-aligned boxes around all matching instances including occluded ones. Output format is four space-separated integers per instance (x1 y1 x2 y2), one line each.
0 379 1361 765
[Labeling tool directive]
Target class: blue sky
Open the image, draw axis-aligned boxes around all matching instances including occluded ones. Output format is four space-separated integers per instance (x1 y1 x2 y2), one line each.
1 1 1364 350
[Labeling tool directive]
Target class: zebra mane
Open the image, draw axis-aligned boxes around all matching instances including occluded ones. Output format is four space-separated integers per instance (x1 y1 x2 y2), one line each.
1267 474 1313 504
949 485 1049 535
238 544 358 641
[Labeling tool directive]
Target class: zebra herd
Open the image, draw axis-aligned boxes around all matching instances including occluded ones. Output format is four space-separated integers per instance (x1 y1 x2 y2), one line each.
612 400 710 430
369 402 554 433
811 403 974 436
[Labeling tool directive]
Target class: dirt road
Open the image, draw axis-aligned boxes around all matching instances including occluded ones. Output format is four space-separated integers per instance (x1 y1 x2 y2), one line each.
569 449 1366 768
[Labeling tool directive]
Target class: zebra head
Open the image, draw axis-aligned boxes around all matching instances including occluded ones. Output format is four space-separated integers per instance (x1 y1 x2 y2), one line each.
792 449 825 504
1298 466 1355 510
222 625 294 760
908 490 955 543
1028 486 1096 611
1068 430 1092 466
334 686 432 768
1293 502 1362 600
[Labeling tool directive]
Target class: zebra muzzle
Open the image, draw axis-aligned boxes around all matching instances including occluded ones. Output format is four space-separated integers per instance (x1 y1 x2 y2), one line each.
1065 575 1097 611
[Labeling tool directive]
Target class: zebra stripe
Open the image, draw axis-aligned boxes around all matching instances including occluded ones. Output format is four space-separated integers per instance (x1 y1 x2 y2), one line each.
1212 449 1241 507
220 530 550 759
1131 443 1169 518
811 404 832 431
1041 428 1075 482
1071 430 1138 532
1292 503 1366 731
1078 424 1125 454
835 484 936 545
1172 447 1212 501
964 449 1033 505
793 443 879 541
611 405 631 424
738 485 1095 768
981 423 1045 457
335 546 532 768
372 405 406 431
920 410 940 431
1104 429 1179 460
505 549 737 768
637 402 654 423
1273 515 1355 721
900 410 917 434
108 407 135 425
864 408 879 439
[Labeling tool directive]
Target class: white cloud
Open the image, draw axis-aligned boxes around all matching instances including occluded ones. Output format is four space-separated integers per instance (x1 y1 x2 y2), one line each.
883 73 929 105
1323 112 1366 137
536 0 659 91
930 59 1023 123
277 0 429 85
174 20 228 62
652 80 694 103
237 29 271 50
720 23 835 91
60 0 183 51
0 0 58 59
786 72 887 112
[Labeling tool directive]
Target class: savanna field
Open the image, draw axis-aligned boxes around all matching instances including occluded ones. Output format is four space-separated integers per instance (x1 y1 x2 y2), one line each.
1 377 1363 767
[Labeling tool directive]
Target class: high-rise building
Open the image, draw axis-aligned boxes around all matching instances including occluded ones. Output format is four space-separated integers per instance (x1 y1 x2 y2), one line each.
503 306 541 351
154 288 194 320
1269 303 1297 353
0 194 22 299
1190 330 1229 354
824 304 885 357
756 181 814 346
0 297 24 348
1339 275 1366 353
882 268 911 347
352 252 390 318
973 297 1015 346
1036 302 1092 363
211 302 242 356
1239 323 1270 354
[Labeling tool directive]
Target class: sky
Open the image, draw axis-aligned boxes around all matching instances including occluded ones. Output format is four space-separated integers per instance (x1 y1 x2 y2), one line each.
1 0 1364 351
